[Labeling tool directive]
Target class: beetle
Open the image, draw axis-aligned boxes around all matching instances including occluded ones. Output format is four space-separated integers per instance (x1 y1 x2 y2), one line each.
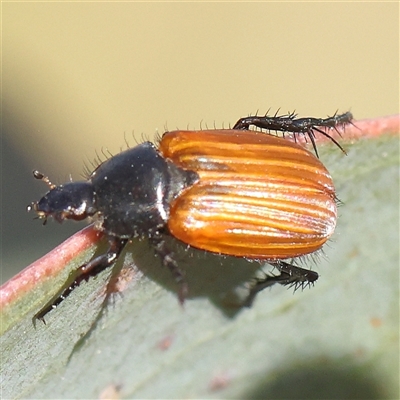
28 111 352 321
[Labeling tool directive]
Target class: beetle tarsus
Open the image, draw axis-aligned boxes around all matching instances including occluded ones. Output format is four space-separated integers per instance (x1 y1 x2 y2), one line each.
244 261 319 307
33 237 128 323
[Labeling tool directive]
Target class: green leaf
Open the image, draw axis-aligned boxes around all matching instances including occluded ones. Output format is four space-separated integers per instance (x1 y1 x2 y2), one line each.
1 121 398 399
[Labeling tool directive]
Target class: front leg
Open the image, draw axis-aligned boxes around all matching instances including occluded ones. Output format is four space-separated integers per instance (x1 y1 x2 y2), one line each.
34 236 128 324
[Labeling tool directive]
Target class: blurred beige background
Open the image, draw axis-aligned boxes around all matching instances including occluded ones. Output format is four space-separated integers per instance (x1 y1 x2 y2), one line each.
2 2 399 281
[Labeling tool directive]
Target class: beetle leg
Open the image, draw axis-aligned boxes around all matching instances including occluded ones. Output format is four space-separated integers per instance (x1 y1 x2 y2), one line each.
232 112 350 155
34 237 128 324
272 260 319 287
244 260 319 307
150 233 188 304
232 115 274 130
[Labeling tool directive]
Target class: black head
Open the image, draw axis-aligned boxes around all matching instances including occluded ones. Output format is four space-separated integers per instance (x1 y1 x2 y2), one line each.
27 170 96 224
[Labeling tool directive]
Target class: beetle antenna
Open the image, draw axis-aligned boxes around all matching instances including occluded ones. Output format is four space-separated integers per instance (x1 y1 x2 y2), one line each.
32 170 56 189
